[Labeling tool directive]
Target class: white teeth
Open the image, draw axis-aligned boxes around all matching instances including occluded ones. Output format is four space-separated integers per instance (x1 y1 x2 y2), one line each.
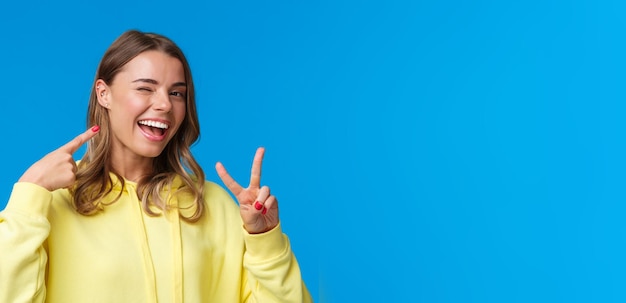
138 120 169 129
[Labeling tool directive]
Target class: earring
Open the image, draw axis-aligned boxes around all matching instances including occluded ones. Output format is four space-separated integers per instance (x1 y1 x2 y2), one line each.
100 92 105 97
105 103 109 107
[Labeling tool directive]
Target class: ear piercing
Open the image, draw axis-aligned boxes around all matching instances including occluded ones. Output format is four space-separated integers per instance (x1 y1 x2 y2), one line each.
97 85 108 106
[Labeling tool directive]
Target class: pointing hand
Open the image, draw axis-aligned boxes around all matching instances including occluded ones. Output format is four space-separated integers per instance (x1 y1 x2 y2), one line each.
19 126 100 191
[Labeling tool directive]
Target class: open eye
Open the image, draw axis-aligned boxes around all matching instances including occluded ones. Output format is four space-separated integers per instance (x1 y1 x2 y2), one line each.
170 91 186 98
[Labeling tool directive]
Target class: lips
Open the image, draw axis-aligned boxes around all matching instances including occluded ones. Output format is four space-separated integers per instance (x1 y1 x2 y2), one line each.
137 119 170 140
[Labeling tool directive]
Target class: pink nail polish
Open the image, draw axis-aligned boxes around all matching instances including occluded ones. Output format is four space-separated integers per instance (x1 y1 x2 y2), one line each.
91 125 100 132
254 201 263 210
262 208 267 215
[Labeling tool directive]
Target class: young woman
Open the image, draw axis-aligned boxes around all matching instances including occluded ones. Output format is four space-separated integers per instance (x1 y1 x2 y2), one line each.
0 30 312 303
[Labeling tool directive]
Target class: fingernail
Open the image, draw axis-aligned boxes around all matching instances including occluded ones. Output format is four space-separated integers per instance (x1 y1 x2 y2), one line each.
91 125 100 132
254 201 263 210
262 208 267 215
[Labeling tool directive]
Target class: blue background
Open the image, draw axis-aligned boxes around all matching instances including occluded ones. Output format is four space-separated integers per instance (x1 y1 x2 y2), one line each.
1 0 626 302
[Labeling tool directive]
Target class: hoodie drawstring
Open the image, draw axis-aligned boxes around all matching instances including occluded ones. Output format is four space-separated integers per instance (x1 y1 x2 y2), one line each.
126 182 184 303
126 183 159 303
167 193 184 303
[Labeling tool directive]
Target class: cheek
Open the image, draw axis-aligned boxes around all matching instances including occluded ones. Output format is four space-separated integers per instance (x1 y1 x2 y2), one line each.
125 97 148 113
174 102 187 125
110 98 145 126
164 102 187 137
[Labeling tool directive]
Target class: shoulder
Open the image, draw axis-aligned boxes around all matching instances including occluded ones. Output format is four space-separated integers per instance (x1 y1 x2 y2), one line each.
201 180 239 214
202 180 229 195
202 181 234 202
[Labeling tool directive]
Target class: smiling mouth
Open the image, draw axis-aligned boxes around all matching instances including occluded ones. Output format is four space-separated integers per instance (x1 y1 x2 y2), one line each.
138 120 169 136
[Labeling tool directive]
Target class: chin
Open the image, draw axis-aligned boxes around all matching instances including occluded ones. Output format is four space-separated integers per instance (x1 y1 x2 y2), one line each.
139 146 168 158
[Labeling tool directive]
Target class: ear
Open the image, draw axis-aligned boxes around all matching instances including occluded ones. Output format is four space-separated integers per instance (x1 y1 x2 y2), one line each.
95 79 110 107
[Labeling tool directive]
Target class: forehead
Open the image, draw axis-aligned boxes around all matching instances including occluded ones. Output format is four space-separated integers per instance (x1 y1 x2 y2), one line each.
115 50 185 83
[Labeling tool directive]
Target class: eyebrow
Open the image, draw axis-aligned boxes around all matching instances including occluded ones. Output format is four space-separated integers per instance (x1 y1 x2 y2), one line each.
132 78 186 88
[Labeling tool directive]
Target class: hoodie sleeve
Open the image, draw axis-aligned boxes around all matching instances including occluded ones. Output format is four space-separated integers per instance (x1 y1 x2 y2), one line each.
0 182 52 303
241 223 313 303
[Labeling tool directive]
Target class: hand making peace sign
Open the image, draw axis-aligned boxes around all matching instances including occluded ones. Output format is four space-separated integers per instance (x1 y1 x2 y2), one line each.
19 126 100 191
215 147 279 234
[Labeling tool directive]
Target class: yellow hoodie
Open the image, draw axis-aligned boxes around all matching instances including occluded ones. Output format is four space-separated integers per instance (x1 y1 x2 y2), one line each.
0 175 312 303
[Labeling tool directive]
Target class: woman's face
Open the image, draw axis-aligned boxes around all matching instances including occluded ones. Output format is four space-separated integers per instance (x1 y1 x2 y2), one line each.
99 50 187 161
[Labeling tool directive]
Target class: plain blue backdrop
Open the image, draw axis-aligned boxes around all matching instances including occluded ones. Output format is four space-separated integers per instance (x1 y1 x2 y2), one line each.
2 0 626 302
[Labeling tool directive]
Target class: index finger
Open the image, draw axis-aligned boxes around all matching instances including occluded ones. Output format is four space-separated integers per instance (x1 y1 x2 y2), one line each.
216 161 244 196
60 125 100 154
249 147 265 188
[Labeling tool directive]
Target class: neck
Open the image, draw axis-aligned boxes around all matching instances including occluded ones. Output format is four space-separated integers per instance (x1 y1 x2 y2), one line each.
110 154 154 183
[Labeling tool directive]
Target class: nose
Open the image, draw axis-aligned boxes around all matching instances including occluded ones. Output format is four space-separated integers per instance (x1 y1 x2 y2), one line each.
153 90 172 112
